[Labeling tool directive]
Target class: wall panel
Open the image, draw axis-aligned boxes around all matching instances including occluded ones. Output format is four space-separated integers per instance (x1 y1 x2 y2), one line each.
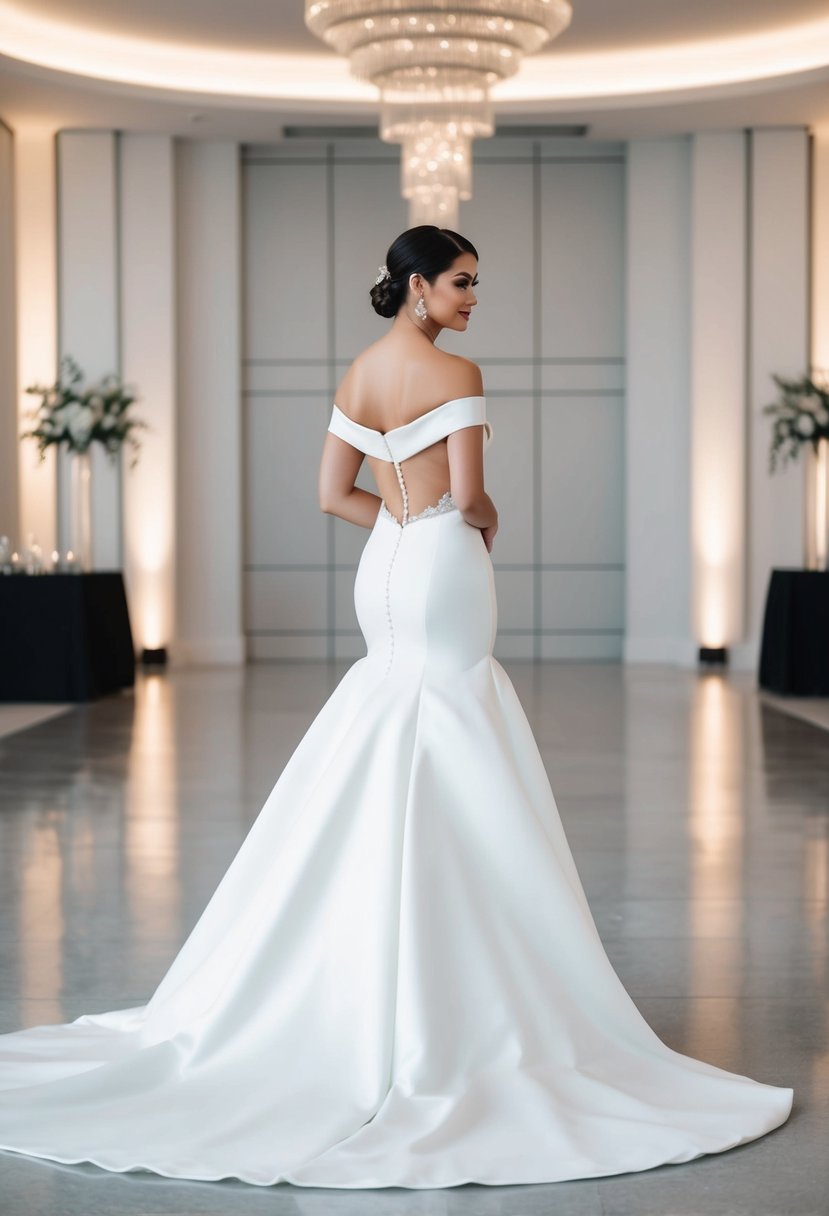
242 137 626 662
540 395 624 567
745 129 810 659
0 121 16 540
176 140 243 665
540 160 625 359
244 395 329 568
119 134 176 654
244 160 329 363
690 132 746 655
440 159 535 363
625 137 693 664
56 131 120 568
13 127 58 556
332 158 407 361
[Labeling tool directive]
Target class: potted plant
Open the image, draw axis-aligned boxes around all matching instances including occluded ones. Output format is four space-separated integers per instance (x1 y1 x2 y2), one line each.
764 370 829 571
21 356 146 570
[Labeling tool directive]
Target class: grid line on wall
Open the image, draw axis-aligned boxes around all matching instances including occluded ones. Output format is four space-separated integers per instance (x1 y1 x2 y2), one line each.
113 133 124 564
243 156 626 168
743 128 753 642
532 141 543 661
245 562 625 572
325 141 337 661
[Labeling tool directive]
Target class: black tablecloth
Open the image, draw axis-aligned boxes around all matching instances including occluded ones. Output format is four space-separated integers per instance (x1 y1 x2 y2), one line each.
0 572 135 702
759 569 829 695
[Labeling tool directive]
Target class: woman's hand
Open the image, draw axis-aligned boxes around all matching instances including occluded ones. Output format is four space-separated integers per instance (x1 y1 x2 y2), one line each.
480 521 498 553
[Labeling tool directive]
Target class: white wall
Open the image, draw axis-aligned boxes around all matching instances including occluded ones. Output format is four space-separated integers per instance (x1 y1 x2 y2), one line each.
625 127 809 669
1 123 815 671
814 125 829 575
815 127 829 374
743 129 810 663
0 121 17 541
56 131 121 568
13 125 58 556
6 127 240 665
175 140 244 665
625 137 692 664
689 132 747 653
120 134 177 654
242 136 626 662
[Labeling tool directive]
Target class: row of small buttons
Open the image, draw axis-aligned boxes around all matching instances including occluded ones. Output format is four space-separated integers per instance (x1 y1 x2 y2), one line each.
381 444 409 675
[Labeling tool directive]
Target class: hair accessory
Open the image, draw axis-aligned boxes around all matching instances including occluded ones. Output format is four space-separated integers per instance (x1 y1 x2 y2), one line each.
375 264 391 285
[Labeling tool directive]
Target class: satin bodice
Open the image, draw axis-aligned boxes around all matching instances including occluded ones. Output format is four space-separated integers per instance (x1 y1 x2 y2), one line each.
328 395 493 529
327 395 493 462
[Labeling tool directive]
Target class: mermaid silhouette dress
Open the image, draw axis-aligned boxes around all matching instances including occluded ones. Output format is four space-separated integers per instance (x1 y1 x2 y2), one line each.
0 394 793 1187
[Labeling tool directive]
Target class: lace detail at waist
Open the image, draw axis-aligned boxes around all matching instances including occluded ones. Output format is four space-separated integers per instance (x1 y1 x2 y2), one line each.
379 490 459 527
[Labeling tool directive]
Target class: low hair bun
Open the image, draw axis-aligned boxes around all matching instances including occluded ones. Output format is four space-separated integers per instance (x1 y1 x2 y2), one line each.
369 226 479 320
369 277 399 319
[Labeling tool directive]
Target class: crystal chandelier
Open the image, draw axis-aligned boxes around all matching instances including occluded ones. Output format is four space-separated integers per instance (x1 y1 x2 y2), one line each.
305 0 573 226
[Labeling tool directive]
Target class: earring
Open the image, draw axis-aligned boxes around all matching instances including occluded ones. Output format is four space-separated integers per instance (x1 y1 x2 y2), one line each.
415 295 428 321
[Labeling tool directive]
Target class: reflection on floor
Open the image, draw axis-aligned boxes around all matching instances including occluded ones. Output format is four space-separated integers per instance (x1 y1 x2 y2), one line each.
0 704 70 742
0 662 826 1216
760 690 829 734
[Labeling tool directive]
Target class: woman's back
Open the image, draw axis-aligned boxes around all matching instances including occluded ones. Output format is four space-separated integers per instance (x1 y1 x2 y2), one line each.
334 332 482 523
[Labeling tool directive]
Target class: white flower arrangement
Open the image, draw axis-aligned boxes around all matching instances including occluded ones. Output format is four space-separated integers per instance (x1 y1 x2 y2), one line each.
21 356 146 466
764 371 829 472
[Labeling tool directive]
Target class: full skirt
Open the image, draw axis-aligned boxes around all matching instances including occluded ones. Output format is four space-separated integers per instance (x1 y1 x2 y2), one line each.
0 505 793 1187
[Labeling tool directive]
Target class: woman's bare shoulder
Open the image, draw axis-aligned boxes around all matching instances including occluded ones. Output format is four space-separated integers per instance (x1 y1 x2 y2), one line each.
333 343 383 409
335 342 483 419
430 350 484 397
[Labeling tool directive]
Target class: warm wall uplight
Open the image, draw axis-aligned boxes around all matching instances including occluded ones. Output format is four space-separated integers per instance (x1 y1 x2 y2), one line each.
695 563 731 650
692 470 744 650
119 133 176 666
15 125 58 554
690 133 747 658
1 3 829 105
124 514 174 656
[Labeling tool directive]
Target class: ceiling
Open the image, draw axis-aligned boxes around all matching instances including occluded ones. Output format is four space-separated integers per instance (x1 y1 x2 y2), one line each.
11 0 829 56
1 0 828 141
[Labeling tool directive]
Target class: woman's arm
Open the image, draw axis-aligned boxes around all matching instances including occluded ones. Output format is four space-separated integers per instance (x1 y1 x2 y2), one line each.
450 445 498 527
318 432 381 528
445 361 498 544
448 425 499 551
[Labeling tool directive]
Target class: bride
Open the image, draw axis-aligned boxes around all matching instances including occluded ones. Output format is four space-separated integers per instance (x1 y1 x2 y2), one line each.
0 225 793 1189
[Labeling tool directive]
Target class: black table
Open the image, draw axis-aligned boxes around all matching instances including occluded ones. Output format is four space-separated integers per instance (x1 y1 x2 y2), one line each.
759 569 829 695
0 572 135 702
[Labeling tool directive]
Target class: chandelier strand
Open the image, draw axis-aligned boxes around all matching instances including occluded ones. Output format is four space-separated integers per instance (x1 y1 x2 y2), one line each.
305 0 573 226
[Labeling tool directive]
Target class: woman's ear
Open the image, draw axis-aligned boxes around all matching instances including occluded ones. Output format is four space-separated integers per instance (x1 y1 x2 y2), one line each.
409 272 421 294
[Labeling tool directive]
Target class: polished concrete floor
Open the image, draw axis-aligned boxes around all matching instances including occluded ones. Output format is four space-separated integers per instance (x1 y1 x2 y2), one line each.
0 704 69 742
0 661 827 1215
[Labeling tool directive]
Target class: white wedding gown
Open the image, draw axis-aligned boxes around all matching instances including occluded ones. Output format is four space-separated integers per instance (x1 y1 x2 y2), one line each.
0 395 793 1189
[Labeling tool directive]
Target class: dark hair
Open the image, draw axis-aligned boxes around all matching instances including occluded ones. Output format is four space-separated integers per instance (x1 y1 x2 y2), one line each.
370 225 479 319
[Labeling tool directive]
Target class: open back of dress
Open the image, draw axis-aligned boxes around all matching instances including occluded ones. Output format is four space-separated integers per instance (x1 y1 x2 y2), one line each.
328 393 493 523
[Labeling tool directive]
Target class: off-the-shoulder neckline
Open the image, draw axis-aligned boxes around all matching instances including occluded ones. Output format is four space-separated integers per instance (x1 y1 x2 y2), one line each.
331 395 486 439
